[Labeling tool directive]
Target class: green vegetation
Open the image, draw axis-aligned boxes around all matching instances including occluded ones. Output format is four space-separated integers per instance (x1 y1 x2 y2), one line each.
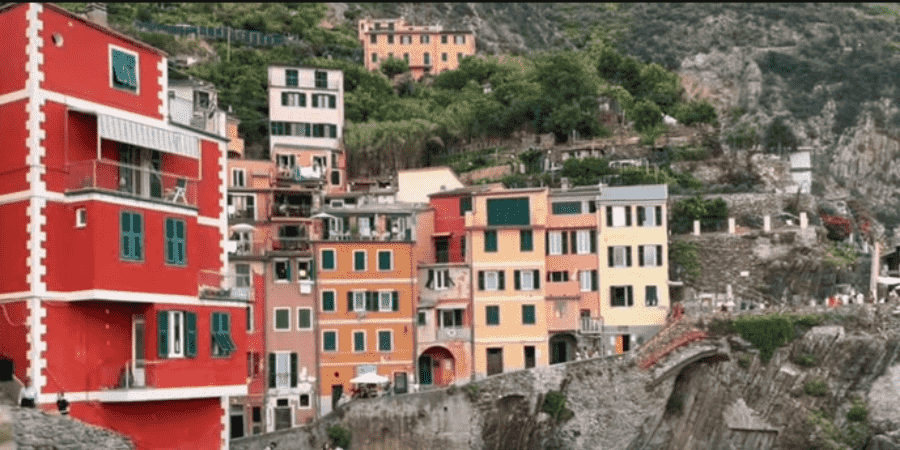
846 399 868 423
465 383 480 401
806 409 870 449
803 378 828 397
737 353 754 369
729 314 794 363
327 425 352 449
380 57 410 78
542 391 575 422
823 243 859 269
669 241 701 282
670 196 729 233
793 353 818 367
763 117 799 154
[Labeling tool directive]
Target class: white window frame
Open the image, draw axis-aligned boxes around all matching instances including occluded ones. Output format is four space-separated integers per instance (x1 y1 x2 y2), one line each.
109 44 140 95
611 206 627 227
377 329 393 352
548 231 563 255
352 330 366 353
642 245 657 267
576 230 591 255
75 207 87 228
611 286 634 307
485 271 499 291
353 291 366 312
273 351 292 389
379 290 392 312
377 249 393 271
434 269 450 290
229 194 255 220
274 259 291 282
273 307 291 331
640 206 656 227
579 271 592 292
520 270 535 291
232 168 246 188
322 329 338 352
353 250 367 272
276 154 296 171
296 308 312 330
165 310 185 358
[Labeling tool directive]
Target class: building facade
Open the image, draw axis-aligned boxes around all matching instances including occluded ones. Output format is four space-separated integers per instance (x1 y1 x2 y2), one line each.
0 4 246 449
358 17 476 80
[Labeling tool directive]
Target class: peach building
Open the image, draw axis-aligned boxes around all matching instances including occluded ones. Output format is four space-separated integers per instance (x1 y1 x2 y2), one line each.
358 17 476 80
466 188 550 379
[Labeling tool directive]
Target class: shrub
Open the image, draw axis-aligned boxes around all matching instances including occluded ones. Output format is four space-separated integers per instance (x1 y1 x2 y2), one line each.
465 383 480 401
327 425 352 448
672 100 718 126
804 379 828 397
737 353 753 369
669 241 701 282
729 314 794 363
793 353 818 367
380 57 410 78
846 400 868 422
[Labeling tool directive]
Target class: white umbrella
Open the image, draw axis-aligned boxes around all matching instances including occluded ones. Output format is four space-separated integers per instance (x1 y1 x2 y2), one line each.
311 212 337 219
231 223 255 232
349 372 389 384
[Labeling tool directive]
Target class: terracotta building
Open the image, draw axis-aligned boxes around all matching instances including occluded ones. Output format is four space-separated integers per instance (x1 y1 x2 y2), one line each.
358 17 476 80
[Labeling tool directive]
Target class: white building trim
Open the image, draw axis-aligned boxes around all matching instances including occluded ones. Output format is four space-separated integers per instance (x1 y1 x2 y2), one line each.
26 297 47 394
197 216 221 227
62 192 199 216
318 318 414 326
49 289 248 307
218 140 229 276
316 278 416 285
158 57 167 119
220 395 229 450
0 89 28 106
37 384 248 403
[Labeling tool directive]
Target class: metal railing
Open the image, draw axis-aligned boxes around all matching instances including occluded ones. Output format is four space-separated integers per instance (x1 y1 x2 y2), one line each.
168 97 224 135
325 229 412 242
198 270 251 301
271 237 311 252
100 360 150 390
271 204 313 218
66 159 197 207
228 206 256 220
275 166 326 183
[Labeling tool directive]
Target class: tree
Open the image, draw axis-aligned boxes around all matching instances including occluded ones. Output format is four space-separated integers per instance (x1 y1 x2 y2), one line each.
628 99 663 133
673 100 718 126
764 117 799 154
380 57 409 79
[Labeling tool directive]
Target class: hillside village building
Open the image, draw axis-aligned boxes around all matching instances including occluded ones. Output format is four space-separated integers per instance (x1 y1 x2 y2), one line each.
358 17 476 80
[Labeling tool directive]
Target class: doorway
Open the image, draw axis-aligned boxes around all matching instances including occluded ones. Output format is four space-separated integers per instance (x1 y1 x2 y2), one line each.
418 355 433 385
273 398 292 430
486 348 503 376
229 405 245 439
131 315 145 387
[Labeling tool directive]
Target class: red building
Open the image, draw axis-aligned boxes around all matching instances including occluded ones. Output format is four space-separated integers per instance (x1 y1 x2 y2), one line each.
0 4 247 449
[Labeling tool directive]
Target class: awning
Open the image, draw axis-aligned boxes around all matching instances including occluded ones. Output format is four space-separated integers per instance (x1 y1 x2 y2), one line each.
436 302 468 309
99 114 200 159
877 276 900 285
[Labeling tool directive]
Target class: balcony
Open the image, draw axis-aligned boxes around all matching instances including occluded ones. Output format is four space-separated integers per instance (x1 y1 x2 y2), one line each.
271 204 312 219
198 270 251 301
227 238 311 256
168 96 225 136
580 317 603 334
228 239 268 257
271 237 311 252
97 359 247 402
275 166 325 184
324 229 412 242
66 159 197 208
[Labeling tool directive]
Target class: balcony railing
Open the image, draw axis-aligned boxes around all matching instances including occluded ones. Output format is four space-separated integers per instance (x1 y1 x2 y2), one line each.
580 317 603 334
325 229 412 242
228 206 255 220
66 159 197 207
271 237 311 252
168 97 224 136
271 204 313 218
199 270 251 301
228 239 268 257
99 360 152 390
228 238 312 256
275 166 325 183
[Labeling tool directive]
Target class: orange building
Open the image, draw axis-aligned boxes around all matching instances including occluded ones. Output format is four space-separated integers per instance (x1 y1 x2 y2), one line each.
358 17 476 80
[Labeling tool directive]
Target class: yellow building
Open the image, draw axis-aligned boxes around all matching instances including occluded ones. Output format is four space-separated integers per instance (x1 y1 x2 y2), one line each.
598 185 670 354
466 188 549 378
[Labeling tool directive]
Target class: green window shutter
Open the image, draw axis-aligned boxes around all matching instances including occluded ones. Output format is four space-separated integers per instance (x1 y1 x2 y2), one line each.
392 291 399 311
590 230 597 253
347 292 353 311
111 49 137 91
459 197 472 216
323 332 336 351
606 206 613 227
378 331 391 351
486 198 530 225
354 332 364 351
627 286 634 306
322 250 334 270
591 270 598 291
312 94 319 108
533 270 540 289
625 206 632 226
355 251 365 271
176 220 185 264
133 214 142 259
268 353 276 388
121 212 130 259
498 271 505 290
290 353 298 387
638 246 645 267
366 291 376 312
570 231 577 254
608 247 614 267
657 245 663 266
484 230 497 252
379 251 391 271
545 232 550 255
185 311 196 358
478 271 485 291
486 306 499 325
552 202 581 215
281 92 288 106
329 95 336 109
626 246 632 266
637 206 646 226
561 231 568 255
165 218 174 263
222 313 234 353
157 310 168 358
522 305 535 325
656 206 663 226
322 291 334 311
520 230 533 251
426 270 434 289
514 270 521 290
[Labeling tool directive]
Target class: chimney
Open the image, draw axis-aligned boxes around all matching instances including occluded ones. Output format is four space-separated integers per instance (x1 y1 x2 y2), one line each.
85 3 108 28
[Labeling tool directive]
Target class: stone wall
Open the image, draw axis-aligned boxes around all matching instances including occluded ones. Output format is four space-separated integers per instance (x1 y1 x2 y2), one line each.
459 164 512 184
669 192 815 220
13 407 133 450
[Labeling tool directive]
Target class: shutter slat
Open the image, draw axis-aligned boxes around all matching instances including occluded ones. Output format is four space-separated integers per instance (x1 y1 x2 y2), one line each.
625 206 632 226
657 245 663 266
514 270 521 290
158 311 168 358
608 247 614 267
347 292 353 311
638 246 644 267
590 230 597 253
626 246 632 266
478 271 485 291
185 312 196 358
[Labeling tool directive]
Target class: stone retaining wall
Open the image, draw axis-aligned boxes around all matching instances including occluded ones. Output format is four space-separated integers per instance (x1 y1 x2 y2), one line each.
13 407 133 450
669 192 815 220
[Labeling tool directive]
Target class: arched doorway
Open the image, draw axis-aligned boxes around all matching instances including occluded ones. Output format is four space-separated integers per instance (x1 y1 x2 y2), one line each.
549 333 577 364
418 346 455 387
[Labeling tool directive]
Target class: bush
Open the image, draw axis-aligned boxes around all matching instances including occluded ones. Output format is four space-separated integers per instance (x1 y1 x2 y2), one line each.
542 391 575 422
846 400 868 422
804 379 828 397
380 57 409 78
729 314 795 363
737 353 754 369
669 241 701 282
327 425 352 448
793 353 818 367
672 100 718 126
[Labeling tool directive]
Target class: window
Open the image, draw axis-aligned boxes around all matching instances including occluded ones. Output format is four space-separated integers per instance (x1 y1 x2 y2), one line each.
484 230 498 252
607 206 632 227
487 198 530 226
400 35 411 44
520 230 533 252
211 312 236 357
646 286 659 306
637 206 662 227
548 271 569 282
228 194 255 220
639 245 663 267
442 52 448 62
459 197 472 216
274 308 290 331
457 52 463 61
611 286 634 307
246 303 253 333
455 35 466 44
417 311 426 326
522 305 536 325
378 250 393 271
321 290 335 312
479 270 504 291
576 230 591 255
403 53 409 62
371 53 378 63
423 53 431 65
579 270 598 292
524 346 536 369
354 250 367 271
232 169 246 187
299 394 310 408
274 260 291 282
268 353 298 388
281 92 306 107
353 331 365 352
387 34 394 44
378 330 392 352
314 70 328 89
441 35 448 44
120 212 143 261
297 309 311 330
427 269 453 290
276 154 295 170
75 208 87 228
157 310 195 358
353 291 365 312
285 69 298 87
485 305 500 326
111 47 138 92
514 270 540 291
164 218 186 265
331 170 341 186
552 201 582 215
296 260 312 281
420 34 430 44
379 291 392 312
322 331 337 352
440 309 464 327
608 246 632 268
320 249 335 271
370 34 377 44
548 231 563 255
